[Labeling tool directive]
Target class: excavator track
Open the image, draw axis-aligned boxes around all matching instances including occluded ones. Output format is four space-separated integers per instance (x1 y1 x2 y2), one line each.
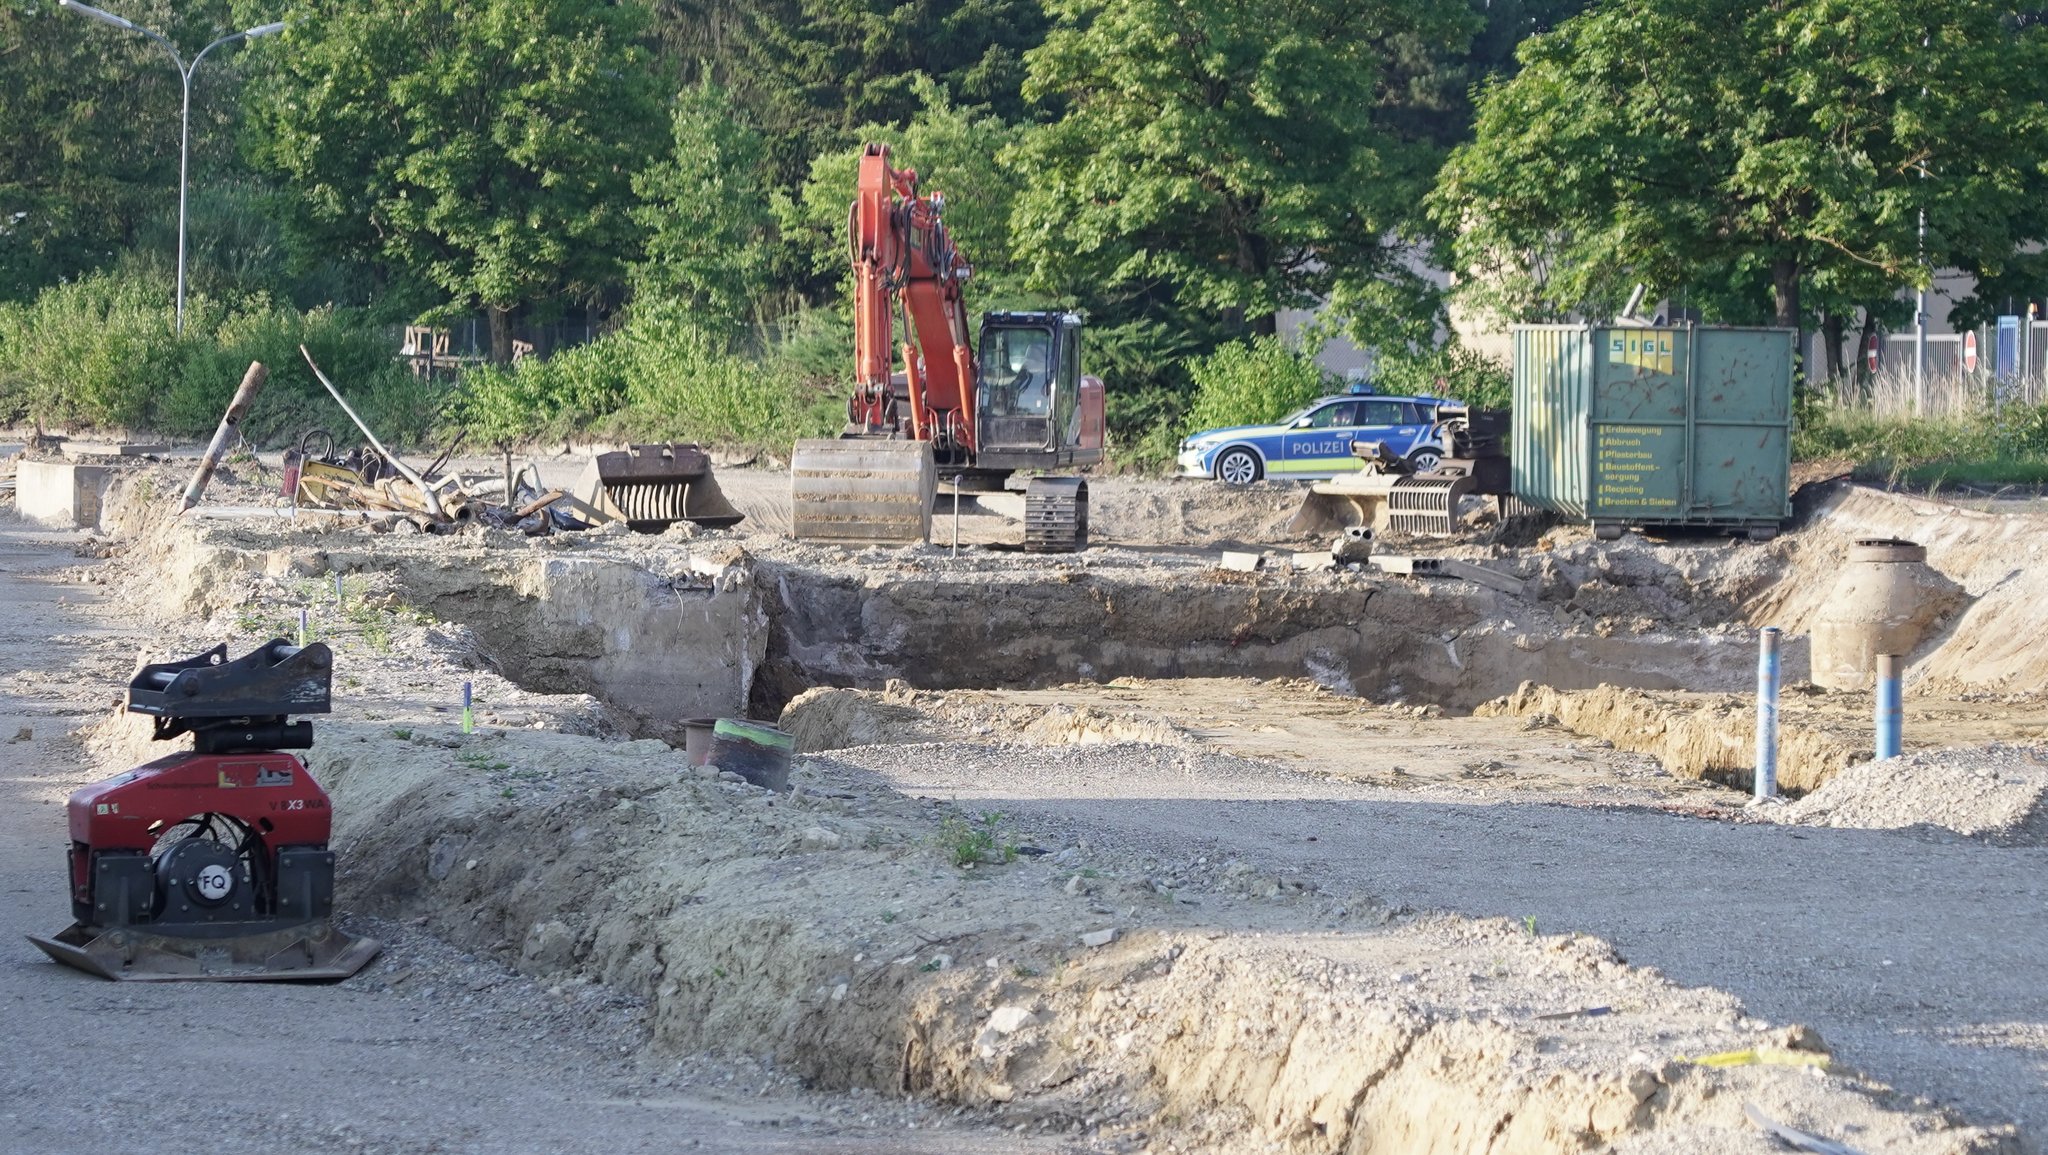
1022 477 1088 553
790 439 937 544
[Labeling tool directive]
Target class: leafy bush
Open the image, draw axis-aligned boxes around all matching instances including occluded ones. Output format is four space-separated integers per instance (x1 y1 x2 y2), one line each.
1102 384 1189 472
456 301 844 453
1182 335 1333 434
0 271 434 445
1373 343 1512 411
0 272 182 429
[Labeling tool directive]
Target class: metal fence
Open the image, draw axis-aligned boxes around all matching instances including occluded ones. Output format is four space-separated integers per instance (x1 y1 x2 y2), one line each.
1819 320 2048 415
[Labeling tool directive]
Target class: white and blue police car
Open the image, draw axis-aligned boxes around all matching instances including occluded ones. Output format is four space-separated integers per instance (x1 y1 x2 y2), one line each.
1176 386 1464 485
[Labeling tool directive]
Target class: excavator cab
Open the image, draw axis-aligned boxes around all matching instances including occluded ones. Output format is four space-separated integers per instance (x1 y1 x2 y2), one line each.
974 311 1103 472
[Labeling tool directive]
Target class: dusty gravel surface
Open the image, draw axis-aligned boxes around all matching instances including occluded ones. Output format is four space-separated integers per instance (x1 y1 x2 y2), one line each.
0 518 1057 1155
831 723 2048 1142
1770 744 2048 844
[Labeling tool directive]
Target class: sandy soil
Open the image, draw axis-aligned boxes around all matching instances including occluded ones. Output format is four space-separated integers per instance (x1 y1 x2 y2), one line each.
0 520 1055 1155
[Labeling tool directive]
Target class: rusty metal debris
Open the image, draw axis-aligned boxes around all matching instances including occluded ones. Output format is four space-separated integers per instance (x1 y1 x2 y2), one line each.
172 351 746 539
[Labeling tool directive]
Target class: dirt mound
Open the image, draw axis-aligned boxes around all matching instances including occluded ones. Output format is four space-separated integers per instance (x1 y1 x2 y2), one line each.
1478 683 1867 794
1769 744 2048 844
781 684 1188 752
1751 485 2048 694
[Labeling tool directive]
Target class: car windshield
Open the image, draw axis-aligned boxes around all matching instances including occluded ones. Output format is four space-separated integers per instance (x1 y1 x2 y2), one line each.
1276 404 1319 427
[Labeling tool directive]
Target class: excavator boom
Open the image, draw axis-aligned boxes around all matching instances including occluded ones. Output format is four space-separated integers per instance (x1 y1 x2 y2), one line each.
793 143 1102 548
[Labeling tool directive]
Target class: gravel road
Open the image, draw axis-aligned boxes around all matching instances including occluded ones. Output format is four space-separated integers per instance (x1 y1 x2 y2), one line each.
0 521 1053 1155
842 738 2048 1141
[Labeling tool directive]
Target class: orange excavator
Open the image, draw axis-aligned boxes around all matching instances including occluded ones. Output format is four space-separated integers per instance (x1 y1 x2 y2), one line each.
790 144 1104 550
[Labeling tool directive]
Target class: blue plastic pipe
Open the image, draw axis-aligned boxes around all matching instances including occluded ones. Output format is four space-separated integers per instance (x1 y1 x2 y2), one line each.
1875 653 1903 760
1755 627 1781 800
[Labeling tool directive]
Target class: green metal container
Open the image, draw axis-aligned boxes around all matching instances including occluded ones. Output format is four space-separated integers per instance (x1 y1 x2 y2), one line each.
1511 324 1793 539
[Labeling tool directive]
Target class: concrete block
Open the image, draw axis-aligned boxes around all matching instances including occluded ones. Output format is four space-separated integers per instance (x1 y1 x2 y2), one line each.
15 460 110 529
63 442 166 459
1219 551 1264 572
1370 555 1441 576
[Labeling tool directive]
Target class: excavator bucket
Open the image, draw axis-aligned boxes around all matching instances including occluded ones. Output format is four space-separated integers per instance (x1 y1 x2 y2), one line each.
572 443 745 533
790 439 936 544
1288 472 1476 538
1287 474 1404 537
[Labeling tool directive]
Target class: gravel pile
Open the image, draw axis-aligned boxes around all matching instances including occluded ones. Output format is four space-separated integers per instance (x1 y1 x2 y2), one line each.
1770 743 2048 844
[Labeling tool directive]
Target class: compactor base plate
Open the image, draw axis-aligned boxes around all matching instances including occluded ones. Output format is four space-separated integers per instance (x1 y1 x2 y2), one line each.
28 920 381 983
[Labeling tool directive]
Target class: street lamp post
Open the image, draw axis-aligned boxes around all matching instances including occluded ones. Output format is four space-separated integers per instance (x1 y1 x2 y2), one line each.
58 0 285 334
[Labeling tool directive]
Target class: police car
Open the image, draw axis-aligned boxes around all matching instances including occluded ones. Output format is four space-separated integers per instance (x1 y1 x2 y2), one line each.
1176 388 1464 485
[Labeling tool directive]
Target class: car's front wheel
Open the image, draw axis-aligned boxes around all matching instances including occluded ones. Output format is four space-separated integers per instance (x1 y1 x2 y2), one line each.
1407 447 1443 474
1214 447 1261 486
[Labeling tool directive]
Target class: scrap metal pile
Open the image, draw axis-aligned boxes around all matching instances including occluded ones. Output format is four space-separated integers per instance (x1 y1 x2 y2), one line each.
179 348 744 536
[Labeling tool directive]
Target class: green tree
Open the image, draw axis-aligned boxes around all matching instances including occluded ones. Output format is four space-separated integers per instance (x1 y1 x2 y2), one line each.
632 80 777 336
0 0 247 299
716 0 1049 186
249 0 665 363
783 77 1029 303
1434 0 2048 333
1008 0 1471 347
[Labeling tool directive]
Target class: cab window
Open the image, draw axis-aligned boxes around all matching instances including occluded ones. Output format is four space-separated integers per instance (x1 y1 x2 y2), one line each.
980 327 1055 416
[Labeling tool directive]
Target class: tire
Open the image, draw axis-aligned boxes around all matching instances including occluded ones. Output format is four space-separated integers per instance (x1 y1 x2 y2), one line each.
1214 447 1262 486
1406 447 1443 474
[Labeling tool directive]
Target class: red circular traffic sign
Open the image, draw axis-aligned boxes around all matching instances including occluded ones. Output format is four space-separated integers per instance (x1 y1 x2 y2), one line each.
1865 334 1880 373
1964 330 1979 372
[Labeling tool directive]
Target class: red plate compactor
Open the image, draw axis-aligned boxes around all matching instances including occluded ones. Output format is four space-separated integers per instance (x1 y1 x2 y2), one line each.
28 639 380 981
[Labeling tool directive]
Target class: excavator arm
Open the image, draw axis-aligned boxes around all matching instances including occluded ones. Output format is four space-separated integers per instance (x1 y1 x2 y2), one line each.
848 144 979 458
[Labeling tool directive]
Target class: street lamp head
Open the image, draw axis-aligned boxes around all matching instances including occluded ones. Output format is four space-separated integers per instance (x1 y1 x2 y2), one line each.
58 0 140 33
243 20 286 37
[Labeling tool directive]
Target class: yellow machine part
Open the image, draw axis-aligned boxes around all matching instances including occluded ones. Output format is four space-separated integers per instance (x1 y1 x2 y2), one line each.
789 439 936 544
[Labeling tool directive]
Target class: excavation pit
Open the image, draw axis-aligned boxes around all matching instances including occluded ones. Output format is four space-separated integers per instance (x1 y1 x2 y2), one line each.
71 465 2048 1149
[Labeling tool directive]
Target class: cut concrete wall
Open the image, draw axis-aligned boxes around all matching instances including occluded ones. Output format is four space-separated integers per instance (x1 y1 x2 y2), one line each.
15 461 110 529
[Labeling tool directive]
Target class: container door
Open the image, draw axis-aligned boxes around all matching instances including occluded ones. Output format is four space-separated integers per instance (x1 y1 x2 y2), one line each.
1589 327 1689 520
1511 326 1594 519
1689 329 1793 520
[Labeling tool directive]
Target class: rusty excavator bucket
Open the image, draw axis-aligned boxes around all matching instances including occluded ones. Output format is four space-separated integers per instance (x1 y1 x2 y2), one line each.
572 443 746 533
789 439 937 544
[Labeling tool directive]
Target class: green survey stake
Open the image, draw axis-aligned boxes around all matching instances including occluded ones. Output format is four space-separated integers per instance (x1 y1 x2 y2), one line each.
462 680 473 734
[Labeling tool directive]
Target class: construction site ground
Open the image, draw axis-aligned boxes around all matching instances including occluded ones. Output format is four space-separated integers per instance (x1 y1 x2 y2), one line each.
5 447 2048 1153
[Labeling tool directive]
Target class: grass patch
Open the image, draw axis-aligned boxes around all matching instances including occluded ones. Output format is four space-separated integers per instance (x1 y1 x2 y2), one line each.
1795 392 2048 488
937 810 1018 867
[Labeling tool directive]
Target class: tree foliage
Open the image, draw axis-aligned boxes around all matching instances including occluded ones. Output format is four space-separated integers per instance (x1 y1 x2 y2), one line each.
0 0 239 299
1435 0 2048 332
632 80 778 337
712 0 1048 185
249 0 665 362
1008 0 1473 350
783 76 1029 303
